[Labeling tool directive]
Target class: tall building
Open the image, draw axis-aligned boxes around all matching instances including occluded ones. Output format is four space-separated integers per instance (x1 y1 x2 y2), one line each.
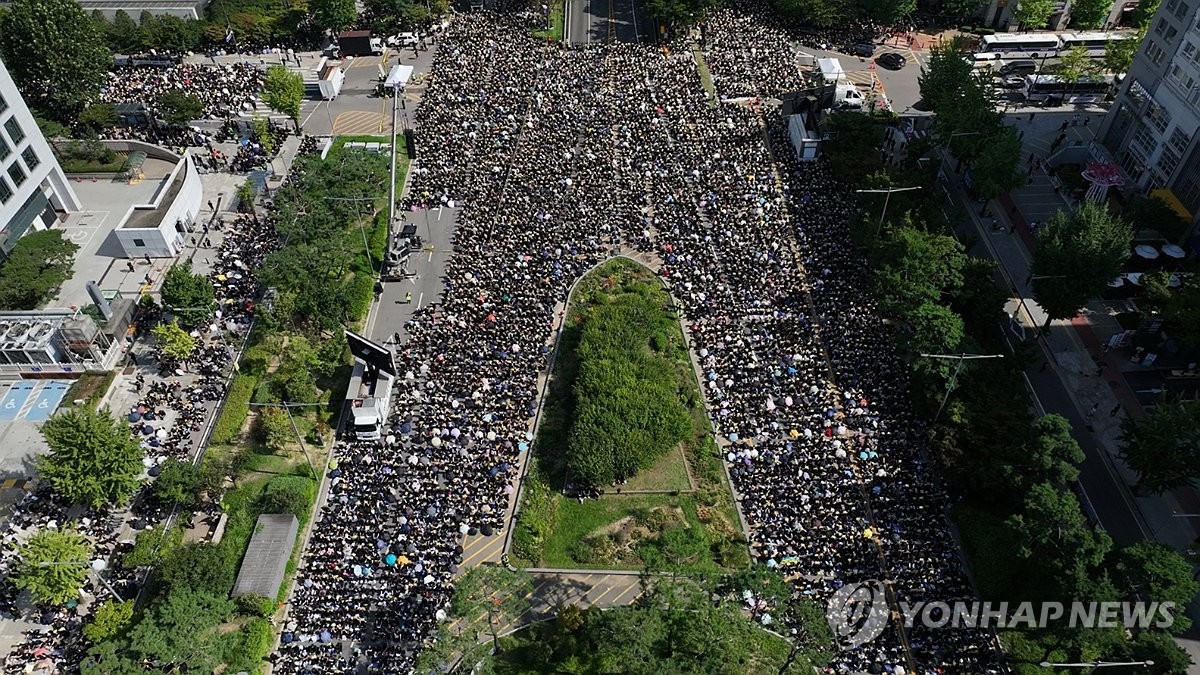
0 56 80 259
1098 0 1200 223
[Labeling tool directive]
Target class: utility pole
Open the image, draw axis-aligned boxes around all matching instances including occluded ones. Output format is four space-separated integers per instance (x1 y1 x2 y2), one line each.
387 75 401 250
920 352 1006 423
855 186 922 239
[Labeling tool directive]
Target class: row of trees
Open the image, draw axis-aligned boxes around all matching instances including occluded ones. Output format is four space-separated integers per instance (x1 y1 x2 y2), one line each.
418 564 832 674
565 287 693 487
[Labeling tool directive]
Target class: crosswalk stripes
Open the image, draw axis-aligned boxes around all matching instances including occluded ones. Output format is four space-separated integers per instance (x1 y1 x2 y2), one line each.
844 71 877 86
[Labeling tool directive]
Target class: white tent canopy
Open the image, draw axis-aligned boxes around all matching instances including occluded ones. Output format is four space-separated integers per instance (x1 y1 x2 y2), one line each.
384 64 414 89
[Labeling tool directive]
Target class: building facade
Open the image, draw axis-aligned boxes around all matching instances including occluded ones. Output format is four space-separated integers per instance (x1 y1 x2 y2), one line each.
1098 0 1200 224
0 56 80 259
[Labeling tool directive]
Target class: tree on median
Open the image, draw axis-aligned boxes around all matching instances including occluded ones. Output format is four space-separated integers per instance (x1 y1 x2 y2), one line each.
1007 481 1113 599
1030 202 1132 331
36 408 144 509
1116 542 1200 634
450 565 534 656
9 528 92 605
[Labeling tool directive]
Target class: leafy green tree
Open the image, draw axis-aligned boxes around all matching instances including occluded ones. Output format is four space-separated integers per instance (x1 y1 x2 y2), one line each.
920 39 1002 164
907 300 965 353
1118 395 1200 494
451 565 534 655
1006 482 1113 599
309 0 357 33
773 0 854 27
1117 542 1200 633
84 600 136 642
1008 414 1085 488
107 9 145 53
1128 0 1159 28
1014 0 1056 29
863 0 917 24
871 226 967 311
920 38 977 111
0 0 111 114
9 528 92 605
1068 0 1109 28
0 230 79 310
78 103 118 130
821 113 884 184
642 0 715 25
146 14 199 53
37 408 144 508
262 475 316 517
1104 32 1141 74
1124 192 1188 241
160 261 214 328
257 407 295 453
155 91 204 126
1145 274 1200 346
152 458 200 506
1125 629 1194 673
940 0 985 21
1055 45 1102 87
124 586 234 671
1030 202 1132 330
972 126 1024 201
156 542 236 596
261 65 305 130
152 320 197 363
80 639 144 675
33 113 69 140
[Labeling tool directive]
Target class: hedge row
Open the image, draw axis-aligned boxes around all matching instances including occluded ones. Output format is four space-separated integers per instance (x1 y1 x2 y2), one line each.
210 374 259 445
511 476 559 563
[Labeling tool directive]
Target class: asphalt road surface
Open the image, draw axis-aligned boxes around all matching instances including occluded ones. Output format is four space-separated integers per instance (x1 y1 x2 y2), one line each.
566 0 650 45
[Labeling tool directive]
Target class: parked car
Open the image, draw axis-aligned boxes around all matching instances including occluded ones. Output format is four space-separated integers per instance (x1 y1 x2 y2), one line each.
847 42 876 57
876 52 906 70
999 60 1038 77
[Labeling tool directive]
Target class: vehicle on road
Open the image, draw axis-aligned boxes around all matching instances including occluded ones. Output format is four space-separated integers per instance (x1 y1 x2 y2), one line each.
876 52 906 70
1000 75 1026 89
975 31 1139 61
1023 73 1116 105
998 60 1039 77
338 30 385 57
847 42 876 57
348 360 394 440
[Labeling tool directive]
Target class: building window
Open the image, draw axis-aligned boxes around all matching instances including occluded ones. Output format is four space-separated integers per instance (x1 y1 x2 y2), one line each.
1175 1 1191 18
0 134 8 160
0 93 6 114
1185 41 1199 63
7 161 26 187
1168 64 1197 93
1158 146 1182 175
132 238 146 247
1146 41 1167 65
20 146 38 171
1166 0 1178 12
1132 123 1158 153
1164 24 1179 41
0 177 10 204
1121 144 1148 176
1170 127 1191 153
1154 18 1167 35
1146 101 1172 132
3 117 24 145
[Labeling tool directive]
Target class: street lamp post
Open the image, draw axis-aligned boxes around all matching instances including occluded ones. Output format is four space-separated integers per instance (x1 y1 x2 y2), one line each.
921 352 1006 423
1039 660 1154 671
855 186 922 239
1149 512 1200 538
939 130 983 181
39 559 123 602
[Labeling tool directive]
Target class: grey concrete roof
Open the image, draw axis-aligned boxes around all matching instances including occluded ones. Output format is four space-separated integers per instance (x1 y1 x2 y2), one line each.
231 514 298 599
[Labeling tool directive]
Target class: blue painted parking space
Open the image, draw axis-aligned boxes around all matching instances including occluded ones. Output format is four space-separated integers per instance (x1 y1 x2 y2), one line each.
24 381 71 422
0 382 37 422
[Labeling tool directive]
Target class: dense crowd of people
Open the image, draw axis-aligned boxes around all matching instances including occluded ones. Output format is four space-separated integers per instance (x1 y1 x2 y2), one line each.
99 63 265 120
276 8 999 675
0 167 280 675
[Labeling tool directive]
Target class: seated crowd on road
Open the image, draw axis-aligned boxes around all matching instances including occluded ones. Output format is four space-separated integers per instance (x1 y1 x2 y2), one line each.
274 8 998 675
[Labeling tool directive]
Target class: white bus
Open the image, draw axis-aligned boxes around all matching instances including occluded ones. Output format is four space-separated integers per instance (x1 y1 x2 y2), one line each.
975 33 1062 60
1023 74 1116 104
1059 31 1139 56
